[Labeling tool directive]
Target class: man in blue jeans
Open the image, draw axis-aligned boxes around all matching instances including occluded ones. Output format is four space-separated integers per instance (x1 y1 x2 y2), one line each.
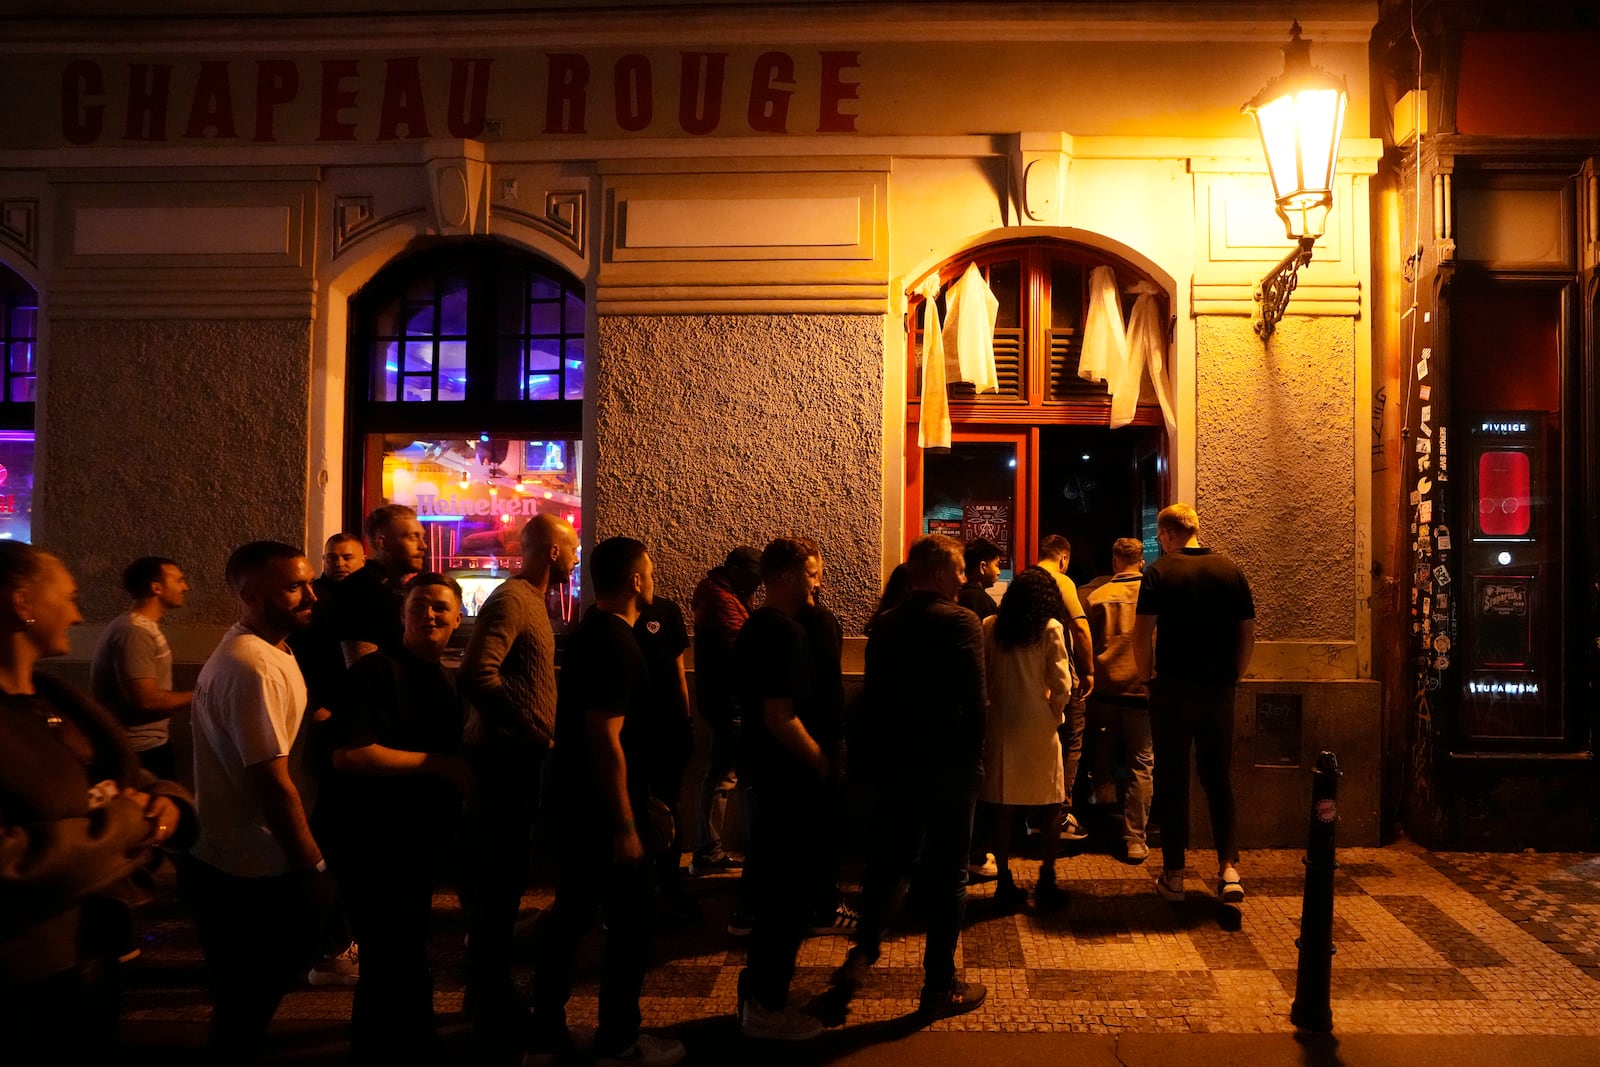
833 534 989 1020
1134 503 1256 905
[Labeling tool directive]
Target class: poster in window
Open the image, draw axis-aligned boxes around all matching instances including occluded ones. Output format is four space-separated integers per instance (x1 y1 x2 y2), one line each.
0 432 34 544
1476 450 1531 537
962 503 1012 568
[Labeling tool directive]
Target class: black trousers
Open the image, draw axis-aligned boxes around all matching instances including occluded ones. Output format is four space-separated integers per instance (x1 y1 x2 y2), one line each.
1149 679 1240 873
178 855 318 1066
740 776 824 1010
460 742 546 1022
342 829 446 1065
850 777 977 995
530 814 654 1056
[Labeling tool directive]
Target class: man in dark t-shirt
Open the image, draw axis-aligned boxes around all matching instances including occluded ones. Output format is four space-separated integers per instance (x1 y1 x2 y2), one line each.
632 595 693 915
734 538 829 1041
323 574 472 1065
531 538 684 1067
330 505 427 667
957 536 1003 620
1134 502 1256 906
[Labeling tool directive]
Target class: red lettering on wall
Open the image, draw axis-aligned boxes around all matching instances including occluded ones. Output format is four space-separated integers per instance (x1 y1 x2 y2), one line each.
318 59 360 141
614 54 653 132
377 57 430 140
184 61 237 139
61 59 105 144
124 63 172 141
747 51 794 133
253 60 298 143
818 50 860 133
446 58 492 138
545 53 589 134
678 51 726 136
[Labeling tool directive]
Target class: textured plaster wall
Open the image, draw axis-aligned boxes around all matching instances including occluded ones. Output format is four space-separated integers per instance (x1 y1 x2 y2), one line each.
41 319 311 626
593 314 883 635
1195 316 1355 643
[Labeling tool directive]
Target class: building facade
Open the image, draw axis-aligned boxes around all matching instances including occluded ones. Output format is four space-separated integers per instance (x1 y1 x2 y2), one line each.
2 0 1455 847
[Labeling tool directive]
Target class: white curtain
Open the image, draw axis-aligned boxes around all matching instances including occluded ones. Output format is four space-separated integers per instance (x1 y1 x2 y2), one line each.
1079 265 1129 394
1125 281 1176 436
916 275 951 451
942 262 999 393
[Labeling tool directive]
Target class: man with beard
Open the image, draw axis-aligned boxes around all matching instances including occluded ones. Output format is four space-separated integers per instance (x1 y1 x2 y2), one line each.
457 513 578 1050
183 541 346 1064
529 537 684 1067
332 505 427 666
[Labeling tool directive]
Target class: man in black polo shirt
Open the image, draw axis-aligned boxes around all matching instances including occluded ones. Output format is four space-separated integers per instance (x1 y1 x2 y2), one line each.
1134 503 1256 905
333 504 427 666
529 537 684 1067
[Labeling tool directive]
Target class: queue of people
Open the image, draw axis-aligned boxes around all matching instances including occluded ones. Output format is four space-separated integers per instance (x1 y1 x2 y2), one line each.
0 498 1255 1065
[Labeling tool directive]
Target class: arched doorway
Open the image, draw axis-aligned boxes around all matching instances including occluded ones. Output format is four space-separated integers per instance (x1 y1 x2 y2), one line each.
344 238 587 630
904 237 1173 586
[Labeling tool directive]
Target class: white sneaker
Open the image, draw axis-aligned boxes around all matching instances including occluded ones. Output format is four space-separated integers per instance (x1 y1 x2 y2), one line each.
741 999 823 1041
1125 839 1150 862
968 852 998 878
593 1033 685 1067
1155 868 1186 902
1218 865 1245 902
306 941 359 986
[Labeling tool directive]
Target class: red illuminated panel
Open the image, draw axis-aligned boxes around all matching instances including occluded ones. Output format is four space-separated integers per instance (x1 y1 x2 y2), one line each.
1477 451 1530 536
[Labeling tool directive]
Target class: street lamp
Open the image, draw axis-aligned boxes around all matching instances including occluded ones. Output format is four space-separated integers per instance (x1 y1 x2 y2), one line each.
1242 21 1349 338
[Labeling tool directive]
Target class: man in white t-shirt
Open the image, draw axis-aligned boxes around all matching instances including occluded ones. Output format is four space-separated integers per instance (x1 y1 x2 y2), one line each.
182 540 346 1064
89 556 194 781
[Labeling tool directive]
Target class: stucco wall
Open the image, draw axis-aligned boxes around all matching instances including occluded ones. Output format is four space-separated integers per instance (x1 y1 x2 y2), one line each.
1195 316 1355 642
40 319 311 625
593 314 883 634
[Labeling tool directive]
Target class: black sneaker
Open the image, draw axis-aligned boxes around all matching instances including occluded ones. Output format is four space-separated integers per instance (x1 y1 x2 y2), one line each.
726 909 754 937
917 979 987 1019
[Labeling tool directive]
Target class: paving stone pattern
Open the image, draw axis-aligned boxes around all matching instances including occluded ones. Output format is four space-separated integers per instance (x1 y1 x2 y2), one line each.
121 845 1600 1036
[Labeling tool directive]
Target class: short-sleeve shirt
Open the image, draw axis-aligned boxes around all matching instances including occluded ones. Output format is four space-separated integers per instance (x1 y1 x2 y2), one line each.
89 612 173 752
190 623 311 878
322 647 464 835
1136 546 1256 685
549 606 650 825
328 562 406 657
632 595 690 717
735 606 816 786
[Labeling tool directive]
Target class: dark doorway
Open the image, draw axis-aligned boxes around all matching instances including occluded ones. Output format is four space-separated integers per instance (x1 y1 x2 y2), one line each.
1036 424 1164 586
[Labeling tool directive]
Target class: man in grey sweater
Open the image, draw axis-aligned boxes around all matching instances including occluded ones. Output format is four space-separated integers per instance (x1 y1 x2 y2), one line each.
458 513 578 1052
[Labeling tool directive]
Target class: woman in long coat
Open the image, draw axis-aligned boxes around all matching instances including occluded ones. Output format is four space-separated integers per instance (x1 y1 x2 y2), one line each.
979 568 1072 911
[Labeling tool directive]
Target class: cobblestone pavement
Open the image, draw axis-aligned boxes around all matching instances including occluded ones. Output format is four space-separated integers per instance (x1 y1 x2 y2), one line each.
121 841 1600 1047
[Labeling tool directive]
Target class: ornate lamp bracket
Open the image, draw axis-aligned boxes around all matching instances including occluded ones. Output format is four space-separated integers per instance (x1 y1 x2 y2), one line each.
1255 236 1315 339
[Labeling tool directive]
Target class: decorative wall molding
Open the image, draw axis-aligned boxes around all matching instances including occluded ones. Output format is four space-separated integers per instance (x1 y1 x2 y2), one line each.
494 188 586 257
332 193 425 260
424 139 489 237
0 199 39 265
1008 132 1073 226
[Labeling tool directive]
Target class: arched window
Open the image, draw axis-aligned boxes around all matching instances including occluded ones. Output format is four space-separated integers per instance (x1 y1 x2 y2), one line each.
0 264 37 542
348 241 585 628
905 239 1170 583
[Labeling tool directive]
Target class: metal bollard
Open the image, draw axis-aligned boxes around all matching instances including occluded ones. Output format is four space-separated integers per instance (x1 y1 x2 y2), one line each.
1290 749 1341 1033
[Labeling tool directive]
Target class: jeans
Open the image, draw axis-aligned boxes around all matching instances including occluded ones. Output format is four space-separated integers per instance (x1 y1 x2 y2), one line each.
1088 698 1154 844
740 777 824 1009
1057 696 1087 809
1149 679 1239 873
850 777 977 994
530 817 654 1056
694 715 741 858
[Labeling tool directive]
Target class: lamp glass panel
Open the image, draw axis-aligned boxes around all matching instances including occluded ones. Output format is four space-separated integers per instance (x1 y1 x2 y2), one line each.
1295 88 1344 194
1254 96 1302 201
